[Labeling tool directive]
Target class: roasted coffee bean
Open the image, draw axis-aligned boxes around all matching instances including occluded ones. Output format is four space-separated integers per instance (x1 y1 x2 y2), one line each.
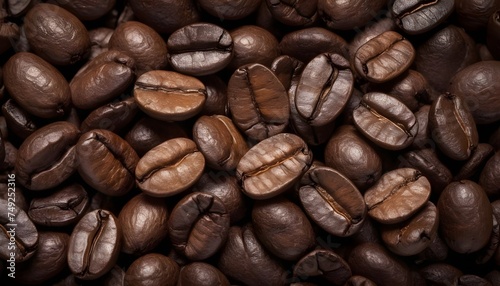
88 27 114 60
455 0 500 31
198 0 260 20
438 180 493 253
15 231 69 285
28 184 89 227
353 92 418 150
127 0 199 34
450 61 500 125
3 52 71 118
228 25 279 70
193 115 248 171
51 0 115 21
95 265 126 286
353 31 415 83
324 125 382 191
227 63 289 140
217 225 287 286
299 166 366 237
392 0 455 35
415 25 479 92
349 18 396 62
348 242 412 286
487 10 500 60
318 0 387 30
271 55 304 92
1 98 38 139
168 23 233 76
279 27 348 63
135 138 205 197
168 192 230 261
265 0 317 26
293 249 351 285
108 21 168 75
198 75 229 116
455 143 495 181
459 275 493 286
80 97 139 134
294 53 353 126
178 262 230 286
0 141 17 173
68 209 121 280
125 117 188 157
416 233 449 263
400 148 453 194
70 50 136 110
479 151 500 196
76 129 139 196
134 70 206 121
15 122 79 191
125 253 179 286
252 196 315 261
237 133 312 199
475 214 499 264
419 263 463 286
365 168 431 224
193 172 248 224
24 3 90 65
118 193 169 256
429 93 479 161
411 105 432 149
0 198 38 262
381 201 438 256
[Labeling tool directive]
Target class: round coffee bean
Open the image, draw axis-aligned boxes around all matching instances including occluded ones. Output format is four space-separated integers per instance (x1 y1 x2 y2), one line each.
419 263 463 286
237 133 313 199
125 253 180 286
455 0 500 31
294 249 352 286
364 168 431 224
392 0 455 35
178 262 230 286
228 25 279 70
135 138 205 197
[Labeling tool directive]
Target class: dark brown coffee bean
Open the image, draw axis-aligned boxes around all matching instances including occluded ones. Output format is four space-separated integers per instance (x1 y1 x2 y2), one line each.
318 0 387 30
134 70 206 121
459 275 493 286
178 262 230 286
365 168 431 224
429 93 479 161
15 122 79 191
265 0 317 26
28 184 89 227
419 263 463 286
294 53 353 126
88 27 114 60
487 10 500 60
450 61 500 125
108 21 168 75
135 138 205 197
227 63 289 141
168 192 230 261
411 105 432 149
70 50 136 110
198 75 229 116
293 249 351 286
1 98 38 139
237 133 312 199
0 198 38 262
168 23 233 76
125 253 179 286
118 193 169 256
51 0 115 21
438 180 493 253
252 196 315 261
456 0 500 31
349 18 396 62
475 214 499 265
353 92 418 150
217 225 287 286
353 31 415 83
325 125 382 191
479 151 500 197
392 0 455 35
24 3 90 65
455 143 495 181
228 25 279 70
0 141 16 174
299 166 366 237
68 209 121 280
271 55 305 92
80 97 139 134
279 27 348 63
4 52 71 118
76 129 139 196
416 233 449 263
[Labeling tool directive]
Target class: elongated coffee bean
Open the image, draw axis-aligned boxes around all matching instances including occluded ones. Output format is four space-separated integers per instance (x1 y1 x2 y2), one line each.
228 63 290 141
353 31 415 83
353 92 418 150
392 0 455 35
429 93 479 161
68 209 122 280
237 133 312 199
294 53 354 126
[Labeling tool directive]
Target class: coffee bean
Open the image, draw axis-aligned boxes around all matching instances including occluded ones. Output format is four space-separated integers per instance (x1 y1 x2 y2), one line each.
51 0 115 21
318 0 387 30
135 138 205 197
68 209 121 280
265 0 317 26
88 27 114 60
80 97 139 134
345 276 377 286
134 70 206 121
299 166 366 237
392 0 455 35
353 31 415 83
125 253 180 286
1 98 38 139
455 0 500 31
293 249 352 285
178 262 230 286
271 55 305 92
198 75 229 116
487 10 500 59
479 151 500 196
168 23 233 76
419 263 463 285
455 143 495 181
353 92 418 150
365 168 431 224
237 133 312 199
228 25 279 70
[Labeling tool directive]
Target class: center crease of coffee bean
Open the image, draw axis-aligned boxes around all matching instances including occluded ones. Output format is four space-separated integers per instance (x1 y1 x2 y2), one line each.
396 0 440 20
240 147 308 178
270 0 315 21
369 171 423 210
138 151 197 182
135 82 206 95
314 186 355 234
82 210 107 275
87 133 135 175
361 101 415 137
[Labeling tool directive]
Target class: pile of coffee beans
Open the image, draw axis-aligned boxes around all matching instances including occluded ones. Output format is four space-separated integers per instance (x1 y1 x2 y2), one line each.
1 0 500 285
